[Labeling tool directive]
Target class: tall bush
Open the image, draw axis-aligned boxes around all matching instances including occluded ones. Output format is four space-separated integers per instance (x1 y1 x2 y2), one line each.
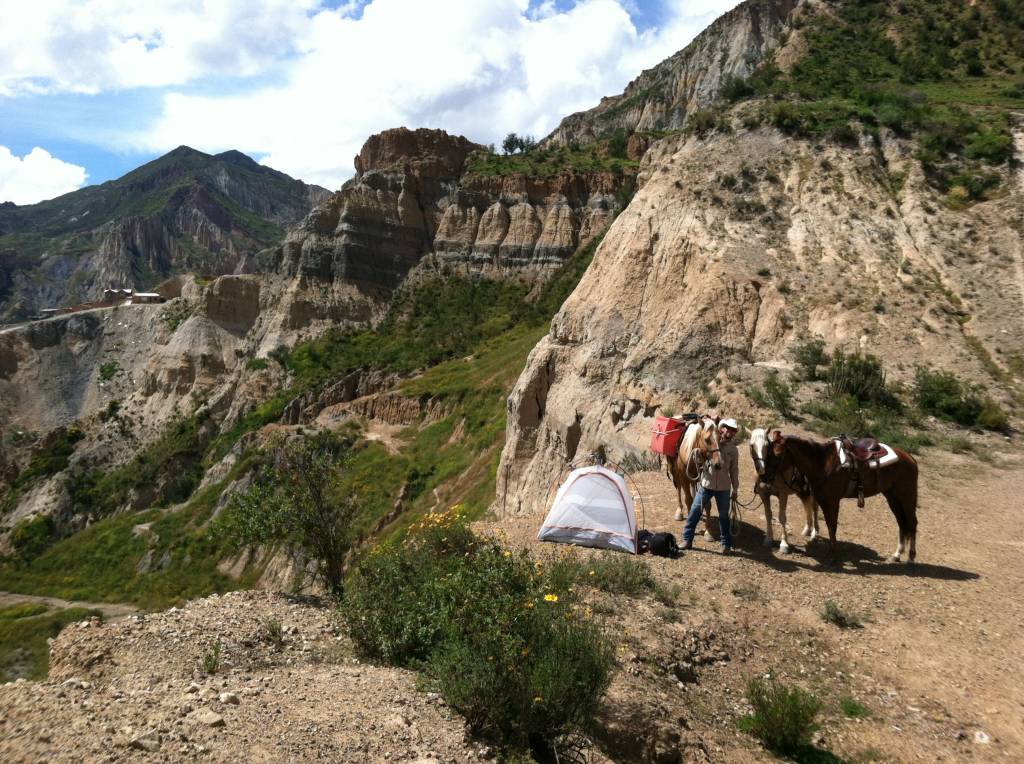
791 337 830 381
826 349 896 408
344 513 615 754
216 433 357 599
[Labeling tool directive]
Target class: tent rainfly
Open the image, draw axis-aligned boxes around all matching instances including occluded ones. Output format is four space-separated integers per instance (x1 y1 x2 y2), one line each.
538 465 638 554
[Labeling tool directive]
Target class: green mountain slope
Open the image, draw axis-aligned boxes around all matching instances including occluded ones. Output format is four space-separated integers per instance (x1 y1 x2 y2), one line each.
0 147 329 321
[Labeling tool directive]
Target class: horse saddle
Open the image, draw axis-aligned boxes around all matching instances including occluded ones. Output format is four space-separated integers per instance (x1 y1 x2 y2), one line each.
853 436 884 462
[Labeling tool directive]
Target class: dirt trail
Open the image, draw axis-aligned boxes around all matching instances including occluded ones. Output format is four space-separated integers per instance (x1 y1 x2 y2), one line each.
486 441 1024 762
0 591 139 621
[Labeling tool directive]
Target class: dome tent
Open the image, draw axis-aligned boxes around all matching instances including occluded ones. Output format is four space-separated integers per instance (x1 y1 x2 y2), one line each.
538 464 639 554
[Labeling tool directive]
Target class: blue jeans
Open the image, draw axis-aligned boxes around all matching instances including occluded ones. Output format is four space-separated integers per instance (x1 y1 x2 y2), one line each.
683 487 732 548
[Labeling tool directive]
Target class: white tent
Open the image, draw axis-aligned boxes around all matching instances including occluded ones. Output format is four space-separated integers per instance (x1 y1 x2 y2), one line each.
538 465 638 554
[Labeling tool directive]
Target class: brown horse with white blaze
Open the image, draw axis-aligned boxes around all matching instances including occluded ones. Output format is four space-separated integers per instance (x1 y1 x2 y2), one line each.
768 432 919 563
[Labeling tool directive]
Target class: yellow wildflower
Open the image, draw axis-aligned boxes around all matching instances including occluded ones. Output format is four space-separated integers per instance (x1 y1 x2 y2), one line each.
533 696 544 704
544 594 558 603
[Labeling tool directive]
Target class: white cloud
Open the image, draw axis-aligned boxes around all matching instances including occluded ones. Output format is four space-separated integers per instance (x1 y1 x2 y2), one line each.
0 146 88 205
129 0 738 189
0 0 321 96
1 0 740 189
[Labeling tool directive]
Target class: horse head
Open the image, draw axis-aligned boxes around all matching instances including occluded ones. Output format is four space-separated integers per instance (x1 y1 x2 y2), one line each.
749 427 770 480
760 429 787 485
699 418 722 470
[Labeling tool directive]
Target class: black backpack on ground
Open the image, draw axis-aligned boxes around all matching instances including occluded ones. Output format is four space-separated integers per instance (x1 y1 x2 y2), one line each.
637 530 679 558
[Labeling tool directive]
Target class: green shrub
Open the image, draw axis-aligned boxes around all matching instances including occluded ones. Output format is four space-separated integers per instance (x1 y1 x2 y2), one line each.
686 108 727 137
820 599 861 628
826 350 896 407
976 398 1009 432
98 361 121 382
749 370 794 420
913 367 1008 431
245 358 268 371
216 433 357 599
913 367 982 425
792 337 830 381
10 515 55 561
9 426 83 495
741 676 822 753
202 639 222 674
344 513 615 754
264 618 285 649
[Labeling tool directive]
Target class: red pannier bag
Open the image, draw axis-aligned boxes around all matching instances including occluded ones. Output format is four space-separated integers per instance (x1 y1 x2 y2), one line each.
650 416 688 457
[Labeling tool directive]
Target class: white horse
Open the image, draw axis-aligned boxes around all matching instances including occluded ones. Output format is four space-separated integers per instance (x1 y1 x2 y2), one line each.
749 427 819 553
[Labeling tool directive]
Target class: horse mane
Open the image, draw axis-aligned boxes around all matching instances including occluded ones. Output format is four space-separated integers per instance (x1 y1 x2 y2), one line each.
784 434 832 457
679 422 702 459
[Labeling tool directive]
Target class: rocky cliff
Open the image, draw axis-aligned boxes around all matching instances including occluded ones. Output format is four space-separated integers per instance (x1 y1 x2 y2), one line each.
496 121 1024 516
257 127 634 350
0 147 329 322
544 0 801 146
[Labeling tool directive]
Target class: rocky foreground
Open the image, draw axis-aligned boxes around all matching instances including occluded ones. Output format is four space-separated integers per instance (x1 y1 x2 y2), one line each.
0 591 480 763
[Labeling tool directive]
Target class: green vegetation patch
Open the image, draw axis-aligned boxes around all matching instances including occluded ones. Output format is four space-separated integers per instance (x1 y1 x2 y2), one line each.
344 513 615 756
0 605 103 682
820 599 863 629
739 676 823 755
466 140 637 179
70 413 208 519
731 0 1024 200
0 457 261 610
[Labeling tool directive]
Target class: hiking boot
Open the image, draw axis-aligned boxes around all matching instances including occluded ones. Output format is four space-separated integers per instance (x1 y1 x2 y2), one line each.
681 539 693 550
673 509 684 521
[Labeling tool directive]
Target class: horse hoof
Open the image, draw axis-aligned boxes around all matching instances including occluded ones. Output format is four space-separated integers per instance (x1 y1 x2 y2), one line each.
673 510 684 522
887 554 901 563
703 531 714 541
762 537 773 548
779 543 791 555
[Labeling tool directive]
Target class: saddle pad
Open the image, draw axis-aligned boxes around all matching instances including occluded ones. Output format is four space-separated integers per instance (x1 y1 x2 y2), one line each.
835 440 898 468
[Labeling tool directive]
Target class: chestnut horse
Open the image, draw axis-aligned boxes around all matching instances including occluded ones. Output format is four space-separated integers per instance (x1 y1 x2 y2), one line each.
768 432 919 563
749 428 819 553
665 417 721 538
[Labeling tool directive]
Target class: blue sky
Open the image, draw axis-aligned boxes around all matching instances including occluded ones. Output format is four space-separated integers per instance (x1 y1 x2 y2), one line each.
0 0 739 204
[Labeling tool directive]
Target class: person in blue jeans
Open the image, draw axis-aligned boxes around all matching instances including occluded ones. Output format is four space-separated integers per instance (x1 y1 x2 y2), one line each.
682 418 740 554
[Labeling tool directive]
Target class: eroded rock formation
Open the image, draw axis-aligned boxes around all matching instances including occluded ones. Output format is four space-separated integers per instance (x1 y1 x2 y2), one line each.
496 125 1024 516
544 0 801 146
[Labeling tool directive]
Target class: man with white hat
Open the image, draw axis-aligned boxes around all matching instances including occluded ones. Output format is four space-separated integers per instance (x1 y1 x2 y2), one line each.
681 418 741 554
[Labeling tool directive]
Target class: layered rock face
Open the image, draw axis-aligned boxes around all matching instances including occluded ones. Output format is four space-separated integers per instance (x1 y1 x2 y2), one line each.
262 127 633 349
496 126 1024 516
544 0 801 146
0 147 329 322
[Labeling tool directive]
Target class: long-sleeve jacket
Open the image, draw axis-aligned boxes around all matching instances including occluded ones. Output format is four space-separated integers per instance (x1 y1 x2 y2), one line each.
695 440 740 493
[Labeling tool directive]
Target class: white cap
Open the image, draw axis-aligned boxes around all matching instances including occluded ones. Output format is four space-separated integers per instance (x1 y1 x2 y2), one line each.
720 418 739 431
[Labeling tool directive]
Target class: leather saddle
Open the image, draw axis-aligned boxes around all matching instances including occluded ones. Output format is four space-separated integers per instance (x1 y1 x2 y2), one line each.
838 435 885 464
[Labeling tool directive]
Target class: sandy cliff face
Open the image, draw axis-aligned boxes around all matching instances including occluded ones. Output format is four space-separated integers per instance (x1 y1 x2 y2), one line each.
496 125 1024 516
545 0 800 146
